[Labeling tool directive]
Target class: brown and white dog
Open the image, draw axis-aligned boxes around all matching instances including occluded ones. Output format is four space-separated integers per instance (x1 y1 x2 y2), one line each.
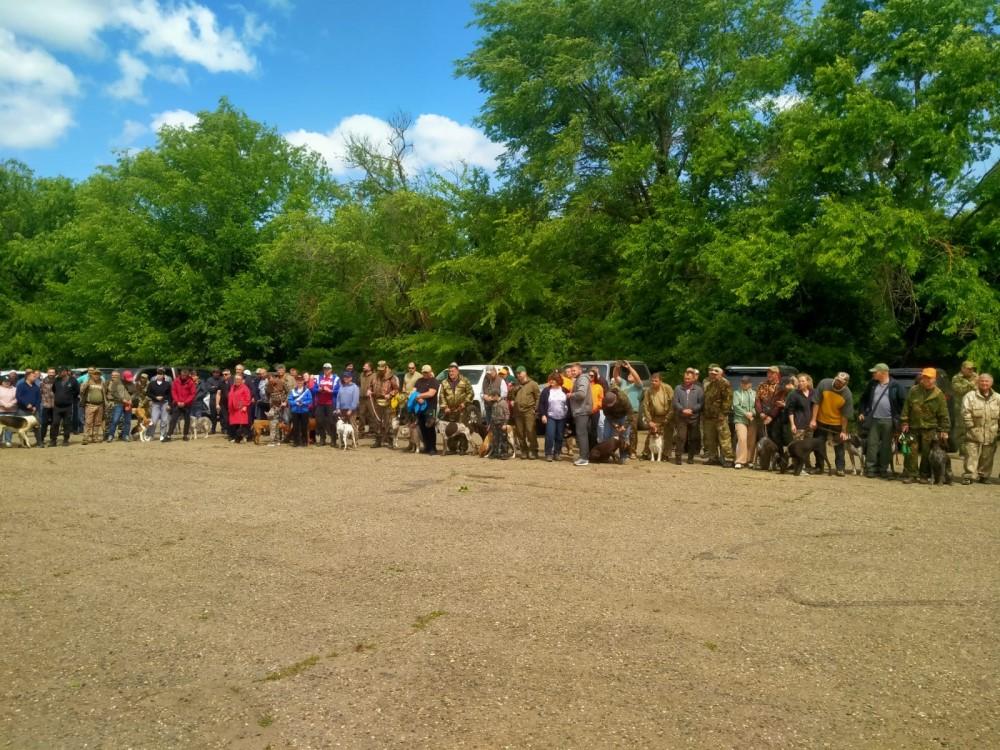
130 407 152 442
0 414 38 447
648 423 665 462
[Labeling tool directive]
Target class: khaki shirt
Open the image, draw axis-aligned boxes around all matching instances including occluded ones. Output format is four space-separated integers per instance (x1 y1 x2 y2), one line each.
962 389 1000 445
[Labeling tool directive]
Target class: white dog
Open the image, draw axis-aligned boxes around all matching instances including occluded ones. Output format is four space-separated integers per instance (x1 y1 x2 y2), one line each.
337 420 357 450
0 414 39 447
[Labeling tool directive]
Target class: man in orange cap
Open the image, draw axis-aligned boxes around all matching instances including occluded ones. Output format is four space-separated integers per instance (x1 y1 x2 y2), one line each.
900 368 951 484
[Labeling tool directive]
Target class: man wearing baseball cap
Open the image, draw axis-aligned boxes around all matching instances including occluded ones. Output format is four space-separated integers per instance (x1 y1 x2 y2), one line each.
900 368 951 484
951 361 978 458
857 363 906 479
370 360 400 448
413 364 440 455
810 372 854 476
312 363 340 446
703 364 735 467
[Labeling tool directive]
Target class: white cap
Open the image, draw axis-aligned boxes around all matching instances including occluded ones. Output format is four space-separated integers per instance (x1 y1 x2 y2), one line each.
323 362 333 369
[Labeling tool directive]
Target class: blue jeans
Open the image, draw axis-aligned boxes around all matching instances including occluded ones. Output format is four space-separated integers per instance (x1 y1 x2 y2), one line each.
105 403 125 439
603 414 632 455
544 417 565 457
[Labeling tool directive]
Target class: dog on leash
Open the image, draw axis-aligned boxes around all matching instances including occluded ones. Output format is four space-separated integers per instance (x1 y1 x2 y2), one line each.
405 421 420 452
589 424 627 464
337 419 357 450
755 435 786 472
190 416 213 439
786 437 827 476
130 407 152 442
0 414 38 447
843 433 864 475
928 437 953 485
648 424 665 462
439 420 471 455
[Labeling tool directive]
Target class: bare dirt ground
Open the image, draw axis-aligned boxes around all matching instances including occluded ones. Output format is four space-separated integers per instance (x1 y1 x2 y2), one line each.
1 435 998 749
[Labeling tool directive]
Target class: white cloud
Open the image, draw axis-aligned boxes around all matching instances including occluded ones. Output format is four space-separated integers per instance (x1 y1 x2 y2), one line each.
153 65 189 86
117 1 259 73
0 29 78 147
0 1 262 72
755 92 803 114
411 114 505 172
0 0 110 52
114 118 148 146
106 50 149 101
285 113 505 177
151 108 199 131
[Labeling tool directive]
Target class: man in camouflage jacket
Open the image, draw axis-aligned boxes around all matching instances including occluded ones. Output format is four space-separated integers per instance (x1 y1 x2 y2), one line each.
901 368 951 483
703 364 735 466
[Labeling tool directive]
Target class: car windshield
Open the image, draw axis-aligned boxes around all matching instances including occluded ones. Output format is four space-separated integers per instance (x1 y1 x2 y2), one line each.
436 367 485 383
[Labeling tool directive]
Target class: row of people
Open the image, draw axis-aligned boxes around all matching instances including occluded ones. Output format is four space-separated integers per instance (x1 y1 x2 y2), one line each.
3 359 997 483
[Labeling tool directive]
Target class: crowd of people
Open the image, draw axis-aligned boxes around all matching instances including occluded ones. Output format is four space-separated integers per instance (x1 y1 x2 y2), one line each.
2 358 997 485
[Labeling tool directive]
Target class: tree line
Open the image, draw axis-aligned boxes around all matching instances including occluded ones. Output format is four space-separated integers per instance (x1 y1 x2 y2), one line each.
1 0 997 381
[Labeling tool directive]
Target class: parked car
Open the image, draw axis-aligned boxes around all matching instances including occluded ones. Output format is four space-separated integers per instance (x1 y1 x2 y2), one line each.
131 366 213 382
435 364 513 424
889 367 957 451
563 360 653 388
723 364 798 391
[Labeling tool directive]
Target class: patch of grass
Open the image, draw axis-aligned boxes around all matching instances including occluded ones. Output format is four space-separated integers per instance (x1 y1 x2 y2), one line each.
385 565 405 574
412 610 447 631
354 642 376 653
196 611 210 621
257 714 274 728
257 655 319 682
458 485 469 492
326 650 339 658
51 570 72 578
703 641 718 652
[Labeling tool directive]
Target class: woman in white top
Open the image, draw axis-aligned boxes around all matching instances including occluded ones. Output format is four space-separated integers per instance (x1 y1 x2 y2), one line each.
538 371 569 461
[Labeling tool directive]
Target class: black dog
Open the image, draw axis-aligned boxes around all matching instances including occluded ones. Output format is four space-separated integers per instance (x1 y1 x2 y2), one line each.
786 437 827 476
927 437 952 485
755 436 786 472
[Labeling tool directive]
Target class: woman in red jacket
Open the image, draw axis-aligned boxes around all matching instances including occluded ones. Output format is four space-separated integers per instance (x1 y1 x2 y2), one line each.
227 373 253 443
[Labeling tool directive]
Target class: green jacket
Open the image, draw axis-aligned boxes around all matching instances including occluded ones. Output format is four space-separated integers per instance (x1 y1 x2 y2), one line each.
440 376 473 412
951 373 977 400
901 385 950 431
731 387 757 426
703 377 733 419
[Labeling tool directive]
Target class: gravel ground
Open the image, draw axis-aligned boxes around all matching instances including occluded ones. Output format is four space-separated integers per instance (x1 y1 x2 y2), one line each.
1 436 998 749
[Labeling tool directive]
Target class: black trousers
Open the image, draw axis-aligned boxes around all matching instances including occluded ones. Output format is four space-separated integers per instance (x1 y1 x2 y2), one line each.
228 423 249 443
418 411 437 454
291 412 310 446
50 406 73 443
315 404 335 443
169 405 191 437
675 419 701 459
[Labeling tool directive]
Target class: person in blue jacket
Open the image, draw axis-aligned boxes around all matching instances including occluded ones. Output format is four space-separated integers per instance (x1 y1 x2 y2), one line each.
287 374 314 447
15 369 43 446
336 371 361 436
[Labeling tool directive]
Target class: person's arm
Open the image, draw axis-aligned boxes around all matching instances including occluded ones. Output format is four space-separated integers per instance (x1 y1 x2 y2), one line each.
809 398 819 430
900 390 911 432
962 391 975 429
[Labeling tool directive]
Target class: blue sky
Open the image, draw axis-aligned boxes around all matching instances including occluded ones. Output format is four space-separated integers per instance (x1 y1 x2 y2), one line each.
0 0 497 180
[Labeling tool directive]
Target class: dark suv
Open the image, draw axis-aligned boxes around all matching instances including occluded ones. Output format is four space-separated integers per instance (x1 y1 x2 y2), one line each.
723 365 799 391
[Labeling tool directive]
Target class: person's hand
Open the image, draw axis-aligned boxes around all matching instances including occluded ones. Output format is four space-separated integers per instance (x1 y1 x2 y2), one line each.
791 425 798 435
808 419 816 430
901 423 909 433
764 416 772 425
857 414 865 422
839 431 848 443
745 411 754 421
541 415 547 424
939 431 949 442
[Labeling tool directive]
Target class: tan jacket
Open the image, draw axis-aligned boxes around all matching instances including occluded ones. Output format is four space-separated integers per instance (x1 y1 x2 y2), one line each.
962 389 1000 445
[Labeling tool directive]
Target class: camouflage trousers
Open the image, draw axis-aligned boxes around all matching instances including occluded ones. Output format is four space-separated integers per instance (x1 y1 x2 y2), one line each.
703 415 734 462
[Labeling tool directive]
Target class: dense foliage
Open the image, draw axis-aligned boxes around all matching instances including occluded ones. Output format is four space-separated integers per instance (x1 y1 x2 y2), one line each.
1 1 997 380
